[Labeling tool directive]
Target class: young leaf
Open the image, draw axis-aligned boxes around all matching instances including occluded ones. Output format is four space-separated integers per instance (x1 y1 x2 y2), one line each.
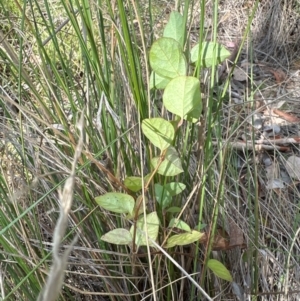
165 230 204 248
149 37 187 79
190 42 230 67
163 76 201 120
124 174 151 192
163 11 184 47
95 193 134 214
101 229 132 245
150 71 170 89
130 212 160 247
207 259 233 282
151 147 183 176
142 118 175 150
169 218 191 232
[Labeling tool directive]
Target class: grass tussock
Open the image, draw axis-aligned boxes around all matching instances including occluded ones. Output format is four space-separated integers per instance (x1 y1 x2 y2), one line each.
0 0 300 300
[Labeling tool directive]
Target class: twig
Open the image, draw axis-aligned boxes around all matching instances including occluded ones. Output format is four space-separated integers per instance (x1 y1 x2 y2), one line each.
212 140 290 151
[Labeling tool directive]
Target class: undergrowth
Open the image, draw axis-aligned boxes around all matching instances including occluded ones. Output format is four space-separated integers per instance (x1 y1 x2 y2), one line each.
1 0 300 300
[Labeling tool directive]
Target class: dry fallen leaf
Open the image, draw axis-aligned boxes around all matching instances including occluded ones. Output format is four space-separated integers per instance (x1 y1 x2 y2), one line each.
273 109 300 123
268 68 286 84
228 219 245 249
285 155 300 180
232 67 248 81
200 222 246 251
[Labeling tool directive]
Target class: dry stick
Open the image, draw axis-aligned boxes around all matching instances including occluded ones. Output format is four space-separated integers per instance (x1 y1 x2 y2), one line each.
212 140 290 151
254 137 300 144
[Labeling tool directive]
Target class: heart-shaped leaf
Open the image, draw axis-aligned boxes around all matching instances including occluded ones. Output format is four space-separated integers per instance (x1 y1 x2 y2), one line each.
150 71 171 89
185 101 202 123
101 228 132 245
155 182 186 209
163 11 184 47
169 218 191 232
190 42 230 67
124 174 151 192
95 193 134 214
142 118 175 150
150 37 187 79
130 212 160 247
155 183 172 209
151 147 183 176
165 230 204 248
163 76 201 120
165 182 186 196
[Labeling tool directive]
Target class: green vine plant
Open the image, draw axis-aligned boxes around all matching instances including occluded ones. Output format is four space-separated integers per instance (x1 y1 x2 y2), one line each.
95 11 232 283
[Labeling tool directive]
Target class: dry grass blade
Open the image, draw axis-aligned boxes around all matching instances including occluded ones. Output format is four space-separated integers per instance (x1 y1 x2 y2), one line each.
37 111 85 301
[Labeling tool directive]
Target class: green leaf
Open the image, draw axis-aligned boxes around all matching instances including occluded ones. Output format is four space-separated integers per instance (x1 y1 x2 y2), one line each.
185 101 202 123
101 228 132 245
195 223 207 230
124 176 143 192
190 42 230 67
163 76 201 120
130 212 160 247
165 182 186 196
151 147 183 176
155 182 185 209
124 174 151 192
150 71 170 89
169 218 191 232
142 118 175 150
149 37 186 79
163 11 184 47
207 259 233 282
166 206 181 213
155 183 172 209
165 230 204 248
95 193 134 214
126 196 149 219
